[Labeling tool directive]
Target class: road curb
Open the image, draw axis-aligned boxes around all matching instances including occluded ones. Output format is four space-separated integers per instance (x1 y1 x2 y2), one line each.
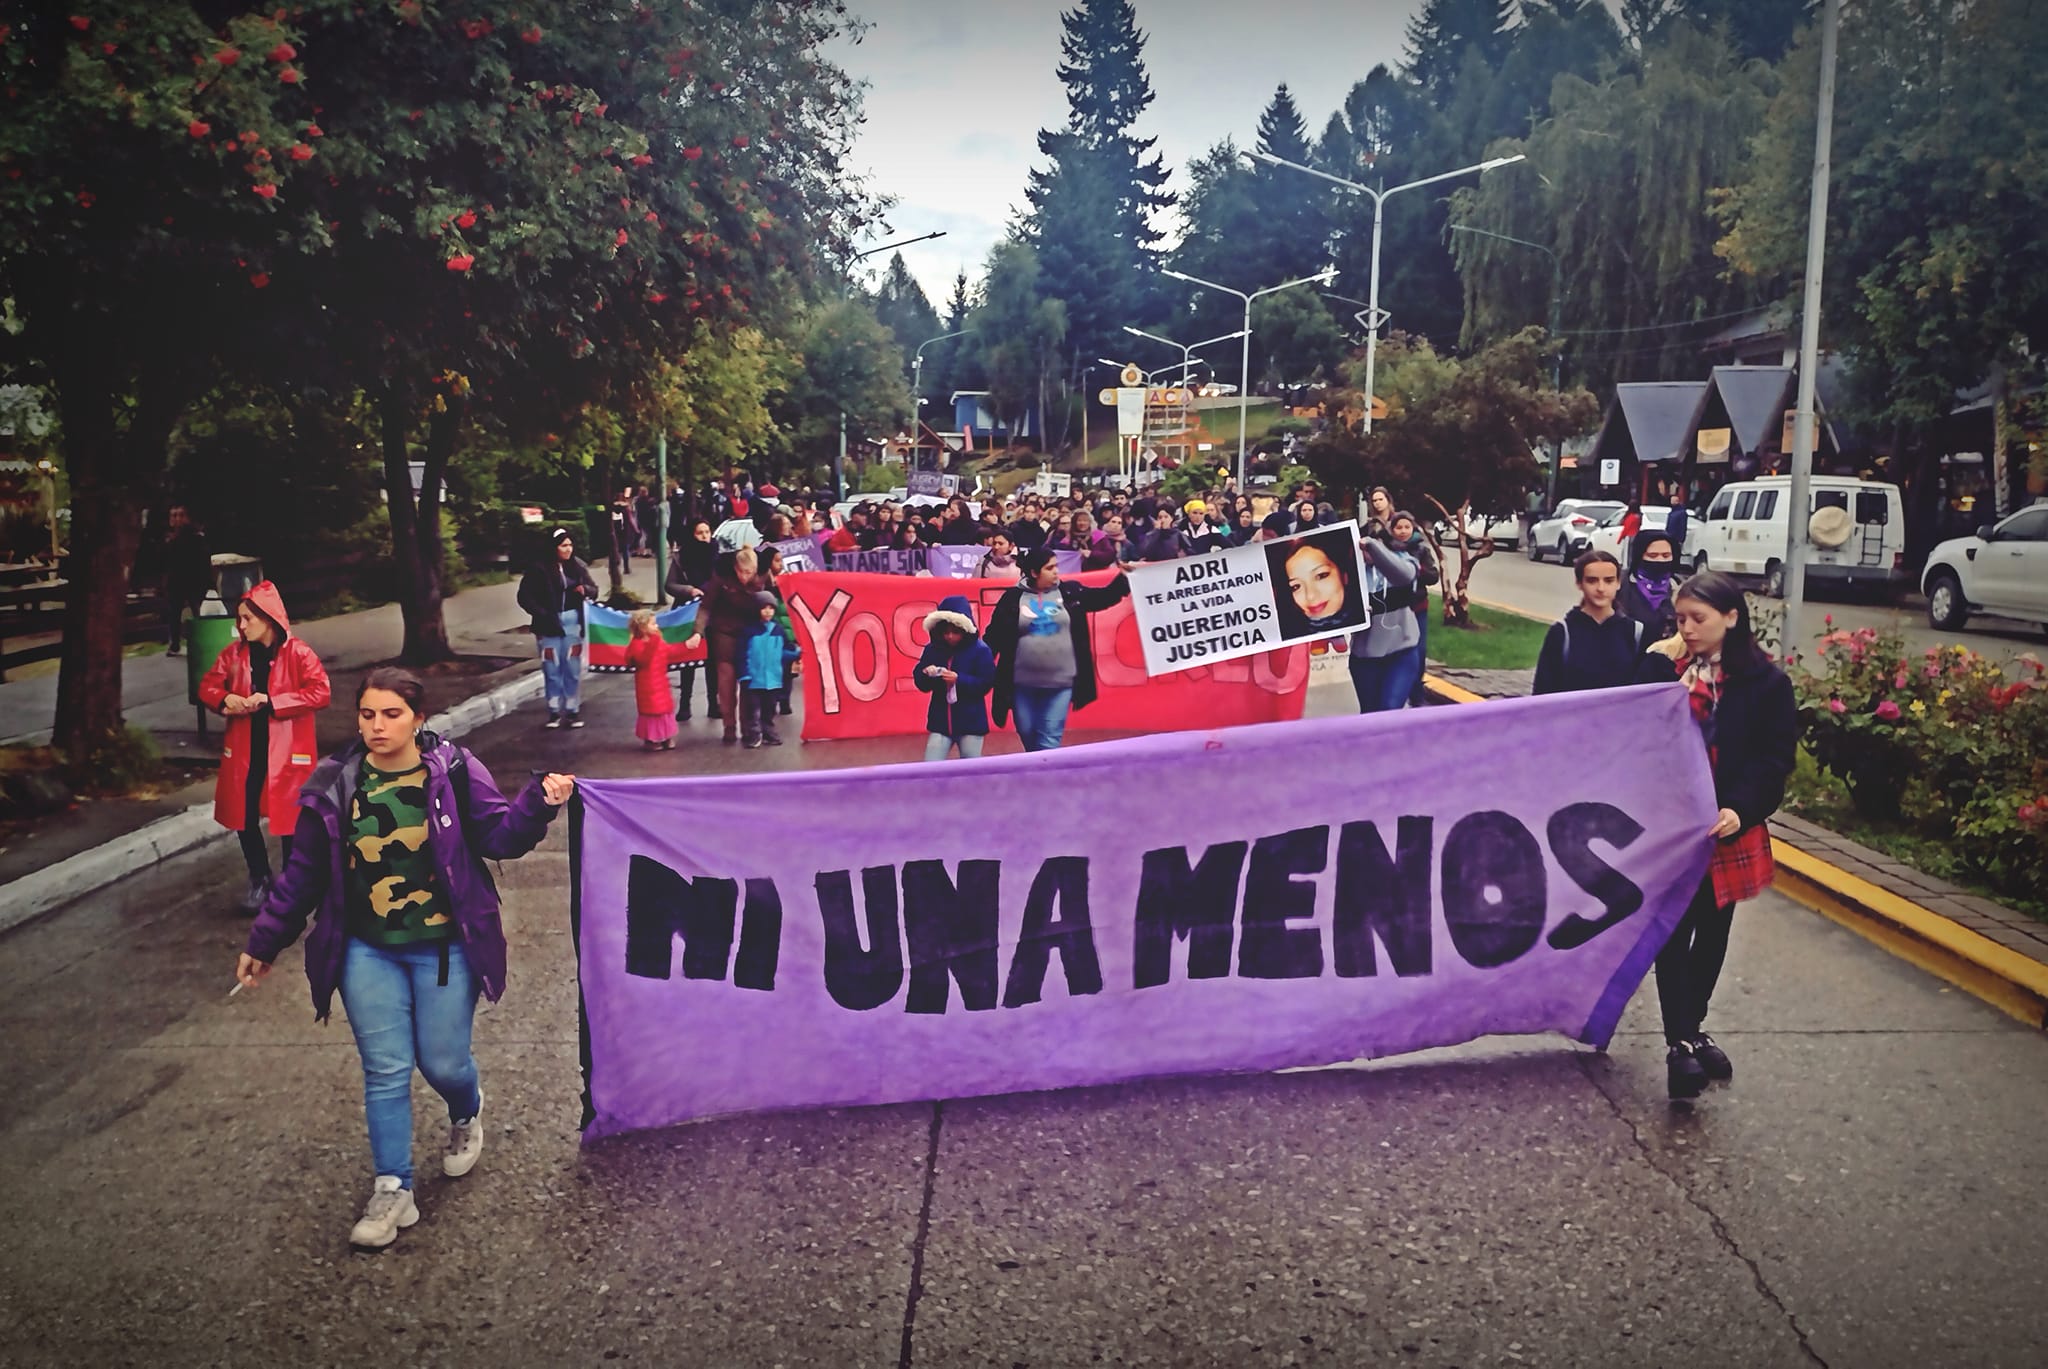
0 668 543 938
1417 672 2048 1031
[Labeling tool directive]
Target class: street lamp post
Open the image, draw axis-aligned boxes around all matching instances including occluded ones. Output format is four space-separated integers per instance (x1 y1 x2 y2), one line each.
1448 222 1563 503
911 327 971 475
1157 268 1336 487
1122 325 1248 387
1252 150 1525 434
839 231 948 500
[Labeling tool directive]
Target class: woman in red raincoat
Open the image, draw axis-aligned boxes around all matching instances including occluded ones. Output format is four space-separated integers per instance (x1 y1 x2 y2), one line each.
199 581 332 910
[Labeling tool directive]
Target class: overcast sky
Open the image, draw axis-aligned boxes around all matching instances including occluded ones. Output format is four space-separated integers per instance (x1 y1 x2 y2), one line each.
829 0 1430 304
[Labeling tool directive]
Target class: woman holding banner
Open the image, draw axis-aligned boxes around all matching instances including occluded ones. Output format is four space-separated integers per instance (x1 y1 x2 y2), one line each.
1651 572 1797 1102
985 548 1132 752
664 520 718 723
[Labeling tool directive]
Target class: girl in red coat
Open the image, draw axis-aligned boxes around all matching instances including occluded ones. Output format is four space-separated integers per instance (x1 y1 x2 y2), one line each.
199 581 332 909
623 609 685 750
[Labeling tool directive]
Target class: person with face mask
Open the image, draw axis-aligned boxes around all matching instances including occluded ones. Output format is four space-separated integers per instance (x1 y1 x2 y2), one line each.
1618 530 1681 644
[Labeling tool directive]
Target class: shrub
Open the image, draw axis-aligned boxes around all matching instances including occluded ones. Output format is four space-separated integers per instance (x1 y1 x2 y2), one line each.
1795 621 2048 895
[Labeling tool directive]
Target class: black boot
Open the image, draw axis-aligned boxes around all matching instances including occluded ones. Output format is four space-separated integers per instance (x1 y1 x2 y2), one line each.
1667 1043 1707 1101
1690 1034 1732 1082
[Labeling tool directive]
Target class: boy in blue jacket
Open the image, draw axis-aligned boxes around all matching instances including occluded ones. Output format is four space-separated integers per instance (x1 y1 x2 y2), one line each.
738 590 795 748
915 594 996 761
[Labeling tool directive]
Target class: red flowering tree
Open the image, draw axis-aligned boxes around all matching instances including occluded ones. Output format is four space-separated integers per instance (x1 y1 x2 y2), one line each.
1 2 871 753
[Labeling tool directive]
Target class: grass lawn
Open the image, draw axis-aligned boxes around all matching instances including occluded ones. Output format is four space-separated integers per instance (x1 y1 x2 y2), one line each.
1782 750 2048 924
1426 602 1549 671
1077 398 1285 469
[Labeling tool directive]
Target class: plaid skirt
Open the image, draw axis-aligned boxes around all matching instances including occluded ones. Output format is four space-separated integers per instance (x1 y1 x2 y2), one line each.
1710 822 1775 907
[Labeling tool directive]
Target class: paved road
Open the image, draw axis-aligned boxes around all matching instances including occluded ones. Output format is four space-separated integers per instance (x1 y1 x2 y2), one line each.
3 674 2045 1366
1463 550 2045 668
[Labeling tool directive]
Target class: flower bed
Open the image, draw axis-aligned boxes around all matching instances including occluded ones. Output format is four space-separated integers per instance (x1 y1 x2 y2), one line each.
1795 622 2048 903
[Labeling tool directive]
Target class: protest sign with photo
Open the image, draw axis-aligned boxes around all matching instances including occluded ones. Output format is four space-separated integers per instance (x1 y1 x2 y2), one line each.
571 684 1717 1137
782 571 1308 740
1128 521 1369 675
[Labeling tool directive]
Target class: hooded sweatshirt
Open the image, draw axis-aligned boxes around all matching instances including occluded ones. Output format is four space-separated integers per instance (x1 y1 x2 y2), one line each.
914 595 998 737
1352 539 1421 659
1532 605 1671 695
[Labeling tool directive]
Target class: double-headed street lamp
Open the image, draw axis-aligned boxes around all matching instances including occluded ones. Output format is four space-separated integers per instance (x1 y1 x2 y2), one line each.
1251 150 1525 433
1157 267 1336 487
1122 325 1248 387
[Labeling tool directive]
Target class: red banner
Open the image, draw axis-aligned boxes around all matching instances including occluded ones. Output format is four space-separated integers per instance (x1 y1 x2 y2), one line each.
783 572 1310 741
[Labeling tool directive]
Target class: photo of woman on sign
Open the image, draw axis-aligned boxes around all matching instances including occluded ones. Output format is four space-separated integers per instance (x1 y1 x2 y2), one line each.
1266 529 1366 641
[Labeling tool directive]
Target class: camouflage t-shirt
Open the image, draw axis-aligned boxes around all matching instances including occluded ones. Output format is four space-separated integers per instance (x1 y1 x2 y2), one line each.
346 760 453 945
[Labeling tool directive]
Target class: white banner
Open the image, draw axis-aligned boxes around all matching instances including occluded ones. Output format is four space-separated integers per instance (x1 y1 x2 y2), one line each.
1129 521 1369 675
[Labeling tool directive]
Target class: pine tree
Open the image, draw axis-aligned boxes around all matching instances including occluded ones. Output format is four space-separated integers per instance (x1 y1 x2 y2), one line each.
871 253 941 380
1404 0 1516 101
1251 84 1330 285
1024 0 1175 384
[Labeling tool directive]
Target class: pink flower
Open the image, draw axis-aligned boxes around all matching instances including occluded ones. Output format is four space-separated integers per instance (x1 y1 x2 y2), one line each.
1924 665 1941 678
2019 804 2037 823
1874 700 1902 721
1823 614 1833 627
1894 672 1909 689
1828 698 1847 714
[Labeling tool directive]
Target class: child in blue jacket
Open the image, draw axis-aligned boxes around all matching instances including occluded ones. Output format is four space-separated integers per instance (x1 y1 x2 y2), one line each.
915 595 997 761
738 590 795 748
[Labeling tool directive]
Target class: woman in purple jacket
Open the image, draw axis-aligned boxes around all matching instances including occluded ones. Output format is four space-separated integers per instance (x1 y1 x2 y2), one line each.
234 667 574 1250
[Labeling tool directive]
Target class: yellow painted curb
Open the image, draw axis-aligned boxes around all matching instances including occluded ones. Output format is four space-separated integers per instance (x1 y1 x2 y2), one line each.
1771 841 2048 1030
1419 666 2048 1030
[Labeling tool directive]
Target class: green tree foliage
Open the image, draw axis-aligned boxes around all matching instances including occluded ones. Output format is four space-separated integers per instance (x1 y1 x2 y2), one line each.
1164 139 1263 372
969 241 1067 444
922 269 982 407
1309 327 1598 619
0 0 869 747
1023 0 1172 372
1717 0 2048 552
1249 291 1346 387
1449 21 1777 389
870 251 940 380
1403 0 1515 102
771 297 906 478
1250 84 1329 285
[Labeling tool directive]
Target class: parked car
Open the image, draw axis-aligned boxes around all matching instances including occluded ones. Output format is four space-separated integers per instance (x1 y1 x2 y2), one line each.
1691 475 1905 598
1433 510 1524 551
1584 505 1685 564
1922 503 2048 635
1527 500 1625 563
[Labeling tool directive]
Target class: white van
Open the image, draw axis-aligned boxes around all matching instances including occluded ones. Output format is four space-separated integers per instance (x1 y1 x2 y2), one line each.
1692 476 1907 599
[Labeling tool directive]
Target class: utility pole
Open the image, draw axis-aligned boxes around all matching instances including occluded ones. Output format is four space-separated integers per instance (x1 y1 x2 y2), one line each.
652 431 668 605
1782 0 1841 659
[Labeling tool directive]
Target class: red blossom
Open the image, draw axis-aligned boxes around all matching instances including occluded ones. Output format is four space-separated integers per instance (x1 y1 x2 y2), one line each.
644 211 659 223
446 254 474 272
455 209 476 228
304 122 323 137
732 134 749 148
683 146 701 160
288 143 313 161
188 119 212 138
76 190 95 208
70 15 91 31
215 46 241 66
278 67 301 84
102 41 115 54
250 272 270 289
630 153 653 167
615 228 628 246
252 183 278 198
521 25 542 44
238 130 260 144
269 41 296 62
648 292 667 303
459 18 491 39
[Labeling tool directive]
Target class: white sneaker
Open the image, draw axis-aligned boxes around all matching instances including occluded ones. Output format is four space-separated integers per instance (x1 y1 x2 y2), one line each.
349 1175 418 1249
444 1094 484 1178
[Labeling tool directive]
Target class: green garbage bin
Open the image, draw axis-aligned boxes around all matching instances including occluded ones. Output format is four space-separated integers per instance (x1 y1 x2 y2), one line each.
187 603 239 733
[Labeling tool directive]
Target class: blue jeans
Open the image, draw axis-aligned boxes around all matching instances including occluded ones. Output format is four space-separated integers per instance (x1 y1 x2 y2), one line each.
1011 685 1073 752
537 617 585 713
340 937 482 1186
924 732 986 761
1350 644 1424 714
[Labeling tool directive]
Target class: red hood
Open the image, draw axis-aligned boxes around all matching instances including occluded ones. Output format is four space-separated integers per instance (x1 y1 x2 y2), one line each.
244 580 291 635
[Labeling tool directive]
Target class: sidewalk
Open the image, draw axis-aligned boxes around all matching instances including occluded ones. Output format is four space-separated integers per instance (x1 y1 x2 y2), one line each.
0 562 665 898
1419 658 2048 1028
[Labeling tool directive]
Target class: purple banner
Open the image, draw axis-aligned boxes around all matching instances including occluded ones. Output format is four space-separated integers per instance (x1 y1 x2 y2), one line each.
927 545 1083 580
572 685 1716 1138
